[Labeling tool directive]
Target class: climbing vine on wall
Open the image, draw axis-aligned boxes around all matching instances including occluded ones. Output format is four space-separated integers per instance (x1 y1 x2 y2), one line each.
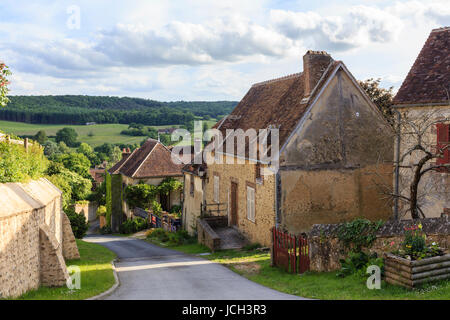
337 218 384 252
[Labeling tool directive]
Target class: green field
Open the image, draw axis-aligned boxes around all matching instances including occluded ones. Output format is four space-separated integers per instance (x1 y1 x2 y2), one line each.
0 119 219 147
0 120 180 147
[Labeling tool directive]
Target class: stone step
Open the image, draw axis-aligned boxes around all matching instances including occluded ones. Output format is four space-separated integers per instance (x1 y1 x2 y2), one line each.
213 227 249 250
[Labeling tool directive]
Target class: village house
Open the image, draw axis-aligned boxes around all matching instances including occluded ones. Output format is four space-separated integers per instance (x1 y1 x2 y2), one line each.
182 161 207 235
393 27 450 219
108 139 184 227
199 50 394 247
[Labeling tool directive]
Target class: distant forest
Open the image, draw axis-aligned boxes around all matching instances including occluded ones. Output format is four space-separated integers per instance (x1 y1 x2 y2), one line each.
0 95 237 125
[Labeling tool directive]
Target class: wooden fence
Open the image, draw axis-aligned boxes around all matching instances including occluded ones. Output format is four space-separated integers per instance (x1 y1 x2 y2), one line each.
272 227 310 274
0 133 33 151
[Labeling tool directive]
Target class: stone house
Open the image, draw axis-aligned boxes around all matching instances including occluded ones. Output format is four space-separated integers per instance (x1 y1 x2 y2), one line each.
393 27 450 218
182 162 207 236
202 50 394 247
108 139 184 226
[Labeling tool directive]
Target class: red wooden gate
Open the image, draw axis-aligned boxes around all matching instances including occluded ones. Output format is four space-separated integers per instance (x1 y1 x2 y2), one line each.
272 227 309 274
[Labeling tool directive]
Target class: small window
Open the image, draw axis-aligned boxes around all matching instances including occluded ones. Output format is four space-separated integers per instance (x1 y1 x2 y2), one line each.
214 175 220 203
190 176 194 196
247 186 255 222
255 162 263 184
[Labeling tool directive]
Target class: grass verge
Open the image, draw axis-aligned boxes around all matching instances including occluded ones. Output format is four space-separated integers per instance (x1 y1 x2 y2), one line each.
148 238 450 300
16 239 116 300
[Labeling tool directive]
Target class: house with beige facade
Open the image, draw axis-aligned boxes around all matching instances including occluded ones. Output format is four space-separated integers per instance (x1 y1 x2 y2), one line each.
182 162 207 235
393 27 450 219
108 138 183 230
200 50 394 247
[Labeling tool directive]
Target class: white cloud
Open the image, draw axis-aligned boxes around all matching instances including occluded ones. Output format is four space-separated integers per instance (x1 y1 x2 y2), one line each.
270 6 403 51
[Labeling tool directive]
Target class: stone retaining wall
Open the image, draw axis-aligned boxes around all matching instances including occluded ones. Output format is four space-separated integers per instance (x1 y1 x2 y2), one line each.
308 217 450 272
0 178 79 298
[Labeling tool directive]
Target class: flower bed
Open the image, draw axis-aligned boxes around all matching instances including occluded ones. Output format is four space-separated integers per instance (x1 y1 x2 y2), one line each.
384 253 450 289
385 223 449 289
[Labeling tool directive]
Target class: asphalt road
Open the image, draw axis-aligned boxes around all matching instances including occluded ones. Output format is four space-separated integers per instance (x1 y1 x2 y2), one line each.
84 235 304 300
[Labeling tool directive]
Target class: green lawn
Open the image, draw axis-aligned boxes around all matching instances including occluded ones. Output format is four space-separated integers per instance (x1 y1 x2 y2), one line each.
152 240 450 300
0 120 180 147
16 239 116 300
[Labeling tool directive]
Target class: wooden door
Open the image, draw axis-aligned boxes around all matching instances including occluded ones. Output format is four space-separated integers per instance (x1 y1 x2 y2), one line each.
230 182 238 226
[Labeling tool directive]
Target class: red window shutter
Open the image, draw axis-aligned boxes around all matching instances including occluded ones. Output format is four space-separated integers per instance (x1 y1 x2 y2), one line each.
436 123 450 165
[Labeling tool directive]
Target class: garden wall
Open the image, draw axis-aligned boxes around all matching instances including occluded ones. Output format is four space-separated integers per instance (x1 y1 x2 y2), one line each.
0 178 79 298
308 217 450 272
74 201 98 222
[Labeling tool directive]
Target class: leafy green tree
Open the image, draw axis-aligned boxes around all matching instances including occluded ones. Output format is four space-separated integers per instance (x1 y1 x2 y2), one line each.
57 141 71 154
359 78 394 123
33 130 48 144
77 142 100 166
47 173 72 208
42 141 61 158
124 183 158 209
0 62 11 107
53 152 91 178
110 146 122 163
56 127 78 147
0 141 48 183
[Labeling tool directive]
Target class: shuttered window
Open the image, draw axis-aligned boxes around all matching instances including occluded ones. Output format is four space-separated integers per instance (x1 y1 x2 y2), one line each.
436 123 450 166
247 186 255 222
214 175 220 203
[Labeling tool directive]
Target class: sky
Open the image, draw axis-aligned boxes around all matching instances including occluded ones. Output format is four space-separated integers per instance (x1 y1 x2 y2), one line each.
1 0 449 101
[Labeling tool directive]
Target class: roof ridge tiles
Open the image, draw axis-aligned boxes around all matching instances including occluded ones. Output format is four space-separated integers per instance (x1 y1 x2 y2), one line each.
251 72 302 88
432 26 450 33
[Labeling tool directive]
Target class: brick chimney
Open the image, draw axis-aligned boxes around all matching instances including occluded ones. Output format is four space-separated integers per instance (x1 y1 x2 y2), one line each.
122 148 131 159
303 50 333 98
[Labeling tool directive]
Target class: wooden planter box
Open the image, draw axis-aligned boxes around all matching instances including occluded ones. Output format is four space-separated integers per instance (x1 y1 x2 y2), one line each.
384 253 450 289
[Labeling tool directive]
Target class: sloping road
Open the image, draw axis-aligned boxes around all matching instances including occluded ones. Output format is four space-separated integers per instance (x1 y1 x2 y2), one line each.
84 235 304 300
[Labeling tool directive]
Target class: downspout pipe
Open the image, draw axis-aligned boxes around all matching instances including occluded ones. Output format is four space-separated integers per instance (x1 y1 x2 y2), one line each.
393 109 401 220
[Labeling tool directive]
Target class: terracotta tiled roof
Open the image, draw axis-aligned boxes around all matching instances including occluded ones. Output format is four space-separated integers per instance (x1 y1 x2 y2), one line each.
214 59 340 156
394 27 450 106
108 139 183 178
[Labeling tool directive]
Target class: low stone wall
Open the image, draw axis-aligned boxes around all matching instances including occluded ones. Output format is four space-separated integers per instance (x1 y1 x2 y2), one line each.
197 218 221 251
0 178 79 298
308 217 450 272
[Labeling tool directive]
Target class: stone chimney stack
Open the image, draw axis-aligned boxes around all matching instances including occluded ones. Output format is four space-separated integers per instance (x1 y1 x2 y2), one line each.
303 50 333 98
122 148 131 159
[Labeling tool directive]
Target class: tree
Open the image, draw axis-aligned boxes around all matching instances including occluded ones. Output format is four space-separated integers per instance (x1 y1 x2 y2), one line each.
42 141 61 158
58 141 71 154
0 62 11 107
359 78 394 124
34 130 48 144
375 110 450 219
56 127 78 147
124 183 158 209
53 152 92 178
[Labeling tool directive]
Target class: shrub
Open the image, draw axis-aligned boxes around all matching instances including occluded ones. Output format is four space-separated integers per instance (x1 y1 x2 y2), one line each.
243 243 262 251
0 141 48 183
152 200 162 217
65 207 89 239
169 205 182 215
147 228 194 245
96 205 107 217
337 218 383 252
124 183 158 209
119 217 149 234
99 226 112 234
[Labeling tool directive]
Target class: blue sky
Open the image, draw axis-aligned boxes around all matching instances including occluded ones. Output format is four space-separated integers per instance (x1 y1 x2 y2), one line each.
1 0 449 101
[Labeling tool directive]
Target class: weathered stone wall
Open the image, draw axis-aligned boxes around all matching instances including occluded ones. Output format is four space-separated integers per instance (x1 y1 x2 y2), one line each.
279 68 394 234
279 164 393 234
0 178 79 298
308 217 450 272
204 154 276 247
75 201 98 222
396 106 450 218
197 218 221 252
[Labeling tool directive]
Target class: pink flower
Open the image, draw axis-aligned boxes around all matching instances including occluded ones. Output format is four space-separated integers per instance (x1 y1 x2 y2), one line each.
390 241 395 246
